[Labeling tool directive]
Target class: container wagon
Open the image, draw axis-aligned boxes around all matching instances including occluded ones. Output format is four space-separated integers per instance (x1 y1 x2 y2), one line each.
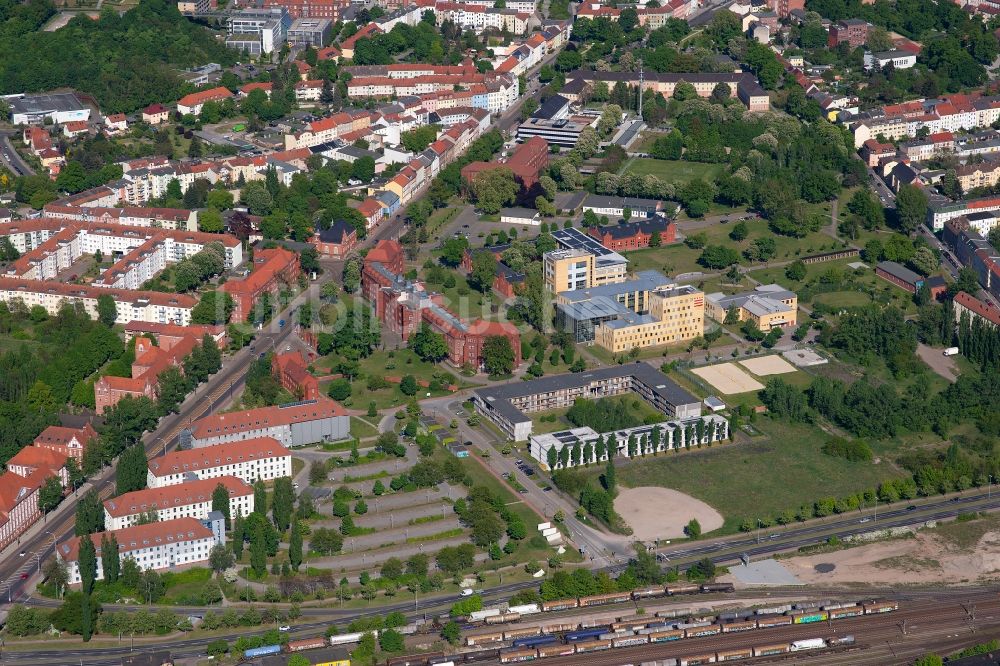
613 618 654 632
579 592 632 607
829 606 864 619
790 611 829 624
466 632 504 646
387 653 445 666
286 637 328 652
244 645 282 659
461 649 500 662
685 625 722 638
541 598 578 612
537 644 576 658
648 629 685 643
632 586 667 599
580 617 616 629
791 638 826 651
666 584 700 595
511 635 557 649
331 631 376 646
864 601 899 614
565 628 608 642
499 648 537 663
678 654 717 665
574 639 613 653
613 635 650 648
755 604 792 615
504 627 542 640
717 648 753 661
756 615 792 628
641 661 679 666
541 622 578 634
721 621 757 633
430 658 455 666
599 632 630 641
828 635 856 646
485 613 522 625
753 644 790 657
700 583 735 593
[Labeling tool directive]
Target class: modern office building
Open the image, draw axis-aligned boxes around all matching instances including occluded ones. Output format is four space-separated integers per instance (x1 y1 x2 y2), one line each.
287 18 334 46
554 270 677 342
550 227 629 288
515 117 591 148
705 283 798 330
593 283 704 353
473 364 702 441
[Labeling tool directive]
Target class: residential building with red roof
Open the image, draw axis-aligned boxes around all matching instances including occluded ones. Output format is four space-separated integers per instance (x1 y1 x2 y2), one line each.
59 518 219 585
62 121 89 138
176 87 234 116
357 197 385 230
103 476 253 530
104 114 128 134
142 104 170 125
0 468 50 551
220 247 300 322
187 398 348 448
7 446 69 488
339 23 382 59
239 82 273 98
94 333 198 414
954 290 1000 328
271 350 320 401
860 138 898 167
123 321 227 348
147 437 292 487
33 423 97 462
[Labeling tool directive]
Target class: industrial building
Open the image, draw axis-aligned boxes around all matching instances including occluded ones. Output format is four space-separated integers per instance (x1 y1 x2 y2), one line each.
473 364 702 441
5 93 91 126
183 398 350 449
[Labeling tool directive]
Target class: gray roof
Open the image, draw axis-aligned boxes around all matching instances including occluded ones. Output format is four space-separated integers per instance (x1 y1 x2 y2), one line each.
706 284 796 311
556 295 630 321
584 194 661 210
558 270 675 304
475 363 698 424
877 260 923 285
8 92 87 115
501 207 539 219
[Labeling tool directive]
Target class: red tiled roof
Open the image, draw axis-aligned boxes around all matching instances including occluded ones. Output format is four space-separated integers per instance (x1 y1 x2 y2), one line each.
358 198 382 218
241 82 273 94
60 518 213 562
956 291 1000 327
35 424 97 448
189 398 345 439
103 476 252 518
0 277 197 309
7 446 67 472
177 87 234 108
148 437 290 478
143 104 168 115
0 469 47 521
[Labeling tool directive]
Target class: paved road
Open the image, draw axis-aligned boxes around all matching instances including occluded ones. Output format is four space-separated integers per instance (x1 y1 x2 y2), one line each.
0 131 35 177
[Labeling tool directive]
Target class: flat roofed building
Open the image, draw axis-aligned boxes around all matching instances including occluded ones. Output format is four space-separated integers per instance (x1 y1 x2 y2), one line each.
185 398 349 448
582 194 662 219
544 248 595 292
473 364 701 441
594 284 704 353
147 437 292 488
515 117 590 148
104 475 253 530
705 283 798 330
6 93 90 126
287 17 334 46
550 226 629 287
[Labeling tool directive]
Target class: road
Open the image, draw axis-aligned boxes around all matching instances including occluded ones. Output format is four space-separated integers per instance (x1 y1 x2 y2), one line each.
0 131 35 177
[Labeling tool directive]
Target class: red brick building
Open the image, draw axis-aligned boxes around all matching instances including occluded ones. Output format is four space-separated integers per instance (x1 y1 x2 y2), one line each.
587 217 677 251
363 240 522 370
33 423 97 462
766 0 803 18
94 334 198 414
271 350 320 400
461 136 549 197
829 19 869 49
263 0 350 19
221 247 300 322
312 220 358 259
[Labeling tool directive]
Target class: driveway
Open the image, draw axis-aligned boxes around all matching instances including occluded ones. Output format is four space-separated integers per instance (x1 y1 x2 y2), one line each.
916 343 959 383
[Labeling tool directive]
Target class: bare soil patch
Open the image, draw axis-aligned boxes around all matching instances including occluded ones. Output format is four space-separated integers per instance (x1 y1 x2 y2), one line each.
615 486 724 540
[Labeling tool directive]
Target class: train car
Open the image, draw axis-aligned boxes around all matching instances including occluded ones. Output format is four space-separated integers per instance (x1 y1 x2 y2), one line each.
574 639 613 653
286 637 328 652
504 627 542 641
828 635 855 646
632 586 667 600
613 635 650 648
828 606 864 620
612 618 654 632
508 604 541 616
716 648 753 661
466 631 505 647
541 598 578 612
700 583 735 593
331 631 376 646
485 613 522 625
579 592 632 607
387 653 445 666
245 645 282 659
599 632 630 641
541 622 578 634
648 629 685 643
537 644 576 658
790 638 826 651
790 610 829 624
685 625 722 639
755 604 792 615
721 621 757 633
755 615 792 628
863 601 899 614
565 628 608 642
580 617 616 629
665 584 700 596
429 658 454 666
499 648 537 663
678 654 717 665
752 644 790 657
461 649 500 662
510 635 556 649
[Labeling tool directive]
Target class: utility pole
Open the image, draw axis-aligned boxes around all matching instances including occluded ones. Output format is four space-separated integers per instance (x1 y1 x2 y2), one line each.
638 60 644 116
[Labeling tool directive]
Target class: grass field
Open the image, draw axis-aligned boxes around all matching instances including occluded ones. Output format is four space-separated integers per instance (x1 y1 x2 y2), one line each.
622 158 725 185
350 416 380 440
319 348 460 410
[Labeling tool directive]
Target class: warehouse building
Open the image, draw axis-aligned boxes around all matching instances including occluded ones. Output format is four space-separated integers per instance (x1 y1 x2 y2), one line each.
473 364 702 441
183 398 349 448
6 92 91 126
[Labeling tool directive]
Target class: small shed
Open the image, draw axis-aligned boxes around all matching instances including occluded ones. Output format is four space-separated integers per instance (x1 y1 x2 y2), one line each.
704 396 726 413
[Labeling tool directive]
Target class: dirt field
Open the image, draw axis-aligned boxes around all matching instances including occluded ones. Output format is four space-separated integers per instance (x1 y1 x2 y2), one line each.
780 517 1000 586
739 355 797 376
916 342 958 383
615 486 724 540
691 363 764 395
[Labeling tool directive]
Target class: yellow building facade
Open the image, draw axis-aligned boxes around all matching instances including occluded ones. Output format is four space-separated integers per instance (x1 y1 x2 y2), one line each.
594 285 704 353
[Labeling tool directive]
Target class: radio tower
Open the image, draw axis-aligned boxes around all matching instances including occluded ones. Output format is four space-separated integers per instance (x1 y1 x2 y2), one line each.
638 60 644 115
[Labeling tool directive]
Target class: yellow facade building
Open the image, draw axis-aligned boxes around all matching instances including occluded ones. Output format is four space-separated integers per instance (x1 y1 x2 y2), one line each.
705 284 797 330
543 248 628 292
594 284 704 353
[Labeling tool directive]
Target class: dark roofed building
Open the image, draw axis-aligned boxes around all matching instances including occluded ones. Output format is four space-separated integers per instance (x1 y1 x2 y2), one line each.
532 94 570 121
876 260 925 293
312 219 358 258
587 215 676 250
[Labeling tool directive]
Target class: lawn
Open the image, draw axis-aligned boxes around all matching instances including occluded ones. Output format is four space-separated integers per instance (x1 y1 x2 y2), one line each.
350 416 380 440
622 158 724 185
424 270 499 322
319 348 462 410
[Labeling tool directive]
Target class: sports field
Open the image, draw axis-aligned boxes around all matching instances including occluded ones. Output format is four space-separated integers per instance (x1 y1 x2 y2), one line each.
623 158 725 185
691 362 764 395
739 355 797 376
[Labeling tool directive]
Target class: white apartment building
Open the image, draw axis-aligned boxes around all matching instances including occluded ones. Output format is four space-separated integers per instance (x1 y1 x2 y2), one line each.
147 437 292 488
60 518 220 585
103 476 253 531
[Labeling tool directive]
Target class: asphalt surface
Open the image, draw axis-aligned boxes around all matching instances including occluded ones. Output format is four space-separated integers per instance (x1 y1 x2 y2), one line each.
0 131 35 177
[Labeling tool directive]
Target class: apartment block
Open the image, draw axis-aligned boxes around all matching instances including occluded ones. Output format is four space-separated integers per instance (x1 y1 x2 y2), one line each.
185 398 348 449
147 437 292 488
104 476 253 530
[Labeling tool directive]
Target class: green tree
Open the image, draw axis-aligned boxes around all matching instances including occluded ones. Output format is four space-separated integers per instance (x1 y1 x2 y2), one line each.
482 336 515 376
289 516 303 571
191 291 234 325
895 184 929 234
75 491 104 536
38 476 63 514
272 477 295 533
100 533 120 584
78 536 97 596
212 483 231 524
116 445 148 495
468 251 498 293
469 168 518 214
410 323 448 362
96 294 117 328
198 208 225 233
685 518 702 539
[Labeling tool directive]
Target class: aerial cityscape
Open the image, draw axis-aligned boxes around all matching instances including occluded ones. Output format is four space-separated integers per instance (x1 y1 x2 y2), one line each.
0 0 999 663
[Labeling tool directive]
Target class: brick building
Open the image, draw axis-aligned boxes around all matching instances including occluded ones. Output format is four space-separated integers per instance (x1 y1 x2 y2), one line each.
586 217 677 251
875 260 925 293
362 240 522 370
94 333 198 414
221 247 300 322
461 136 549 198
828 19 869 49
312 220 357 258
33 423 97 462
271 350 320 400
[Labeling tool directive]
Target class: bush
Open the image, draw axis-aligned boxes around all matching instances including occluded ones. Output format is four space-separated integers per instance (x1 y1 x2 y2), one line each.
821 437 873 462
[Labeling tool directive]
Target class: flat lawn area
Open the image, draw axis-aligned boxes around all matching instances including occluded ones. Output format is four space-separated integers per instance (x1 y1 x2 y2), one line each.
623 158 724 185
529 407 575 434
424 270 498 322
350 416 380 440
609 419 903 533
812 291 873 309
319 348 461 410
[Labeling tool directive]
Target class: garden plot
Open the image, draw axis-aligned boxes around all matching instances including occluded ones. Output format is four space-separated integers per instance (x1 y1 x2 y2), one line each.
691 363 765 395
313 502 456 531
738 355 797 376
